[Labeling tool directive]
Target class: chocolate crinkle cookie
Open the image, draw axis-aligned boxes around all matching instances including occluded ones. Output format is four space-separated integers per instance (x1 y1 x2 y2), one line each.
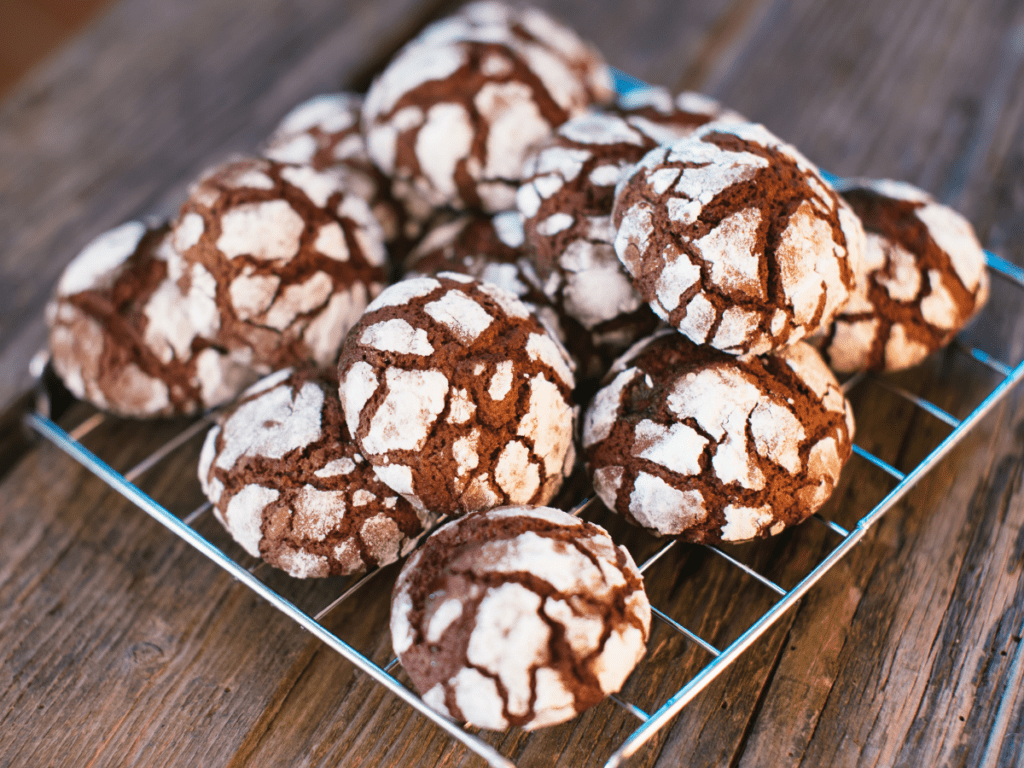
47 220 254 417
338 273 577 517
360 1 613 223
171 155 389 373
612 121 866 356
390 505 651 730
198 366 430 578
515 98 741 376
583 330 855 543
260 92 409 246
819 178 989 372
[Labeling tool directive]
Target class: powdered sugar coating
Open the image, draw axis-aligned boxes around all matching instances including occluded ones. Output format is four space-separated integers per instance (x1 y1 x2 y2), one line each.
47 221 255 417
197 367 430 577
612 122 864 356
391 506 649 730
362 1 611 223
403 211 572 364
171 156 388 374
584 331 854 542
261 92 408 243
822 178 989 372
338 274 576 516
516 99 740 375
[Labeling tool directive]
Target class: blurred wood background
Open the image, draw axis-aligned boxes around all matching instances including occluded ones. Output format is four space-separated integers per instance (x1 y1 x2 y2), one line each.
0 0 116 96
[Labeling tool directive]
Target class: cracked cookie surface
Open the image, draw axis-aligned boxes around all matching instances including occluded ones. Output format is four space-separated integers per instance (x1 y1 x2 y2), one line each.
198 366 430 577
611 122 865 356
583 330 854 543
820 178 989 372
338 273 577 516
47 220 254 417
391 505 650 730
361 1 612 222
172 155 389 374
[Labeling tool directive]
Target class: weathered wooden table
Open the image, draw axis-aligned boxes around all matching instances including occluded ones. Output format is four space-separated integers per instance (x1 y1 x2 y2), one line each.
3 0 1024 766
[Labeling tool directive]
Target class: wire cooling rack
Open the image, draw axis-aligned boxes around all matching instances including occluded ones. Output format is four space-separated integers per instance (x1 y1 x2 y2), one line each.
22 247 1024 767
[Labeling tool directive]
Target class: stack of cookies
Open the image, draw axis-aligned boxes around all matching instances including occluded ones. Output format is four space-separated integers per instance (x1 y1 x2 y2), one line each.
46 0 992 733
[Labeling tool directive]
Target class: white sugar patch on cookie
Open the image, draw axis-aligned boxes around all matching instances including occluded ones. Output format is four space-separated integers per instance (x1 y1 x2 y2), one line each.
452 666 508 730
628 472 706 535
559 112 644 146
466 582 549 717
475 280 531 319
749 400 804 473
215 382 325 471
477 81 551 180
448 387 477 424
225 484 279 557
361 514 403 565
489 361 514 400
525 332 574 388
720 504 773 542
582 367 638 447
915 202 986 291
667 366 764 489
303 286 368 365
425 290 494 342
293 485 347 541
217 200 305 262
367 277 441 312
920 271 959 329
264 271 334 330
776 201 834 325
536 213 575 236
314 222 350 261
416 103 475 200
452 430 481 477
363 368 449 454
58 220 147 296
699 208 763 298
173 212 205 253
361 318 434 355
315 457 358 478
342 361 379 431
631 419 707 475
426 597 465 643
229 270 280 319
495 440 540 501
874 238 920 301
476 531 605 595
517 374 573 477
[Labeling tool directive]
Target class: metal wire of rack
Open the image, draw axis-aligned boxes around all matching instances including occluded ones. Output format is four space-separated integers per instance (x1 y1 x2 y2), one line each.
21 249 1024 768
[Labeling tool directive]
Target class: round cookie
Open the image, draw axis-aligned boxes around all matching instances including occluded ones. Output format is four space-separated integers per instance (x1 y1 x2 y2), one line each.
361 1 612 220
612 121 866 356
338 273 577 517
390 505 651 730
171 155 389 373
583 330 855 543
516 101 751 375
260 92 409 245
198 366 430 578
47 220 254 417
820 178 990 372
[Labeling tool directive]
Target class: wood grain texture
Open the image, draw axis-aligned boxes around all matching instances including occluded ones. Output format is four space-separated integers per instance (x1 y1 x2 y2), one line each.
1 0 1024 766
